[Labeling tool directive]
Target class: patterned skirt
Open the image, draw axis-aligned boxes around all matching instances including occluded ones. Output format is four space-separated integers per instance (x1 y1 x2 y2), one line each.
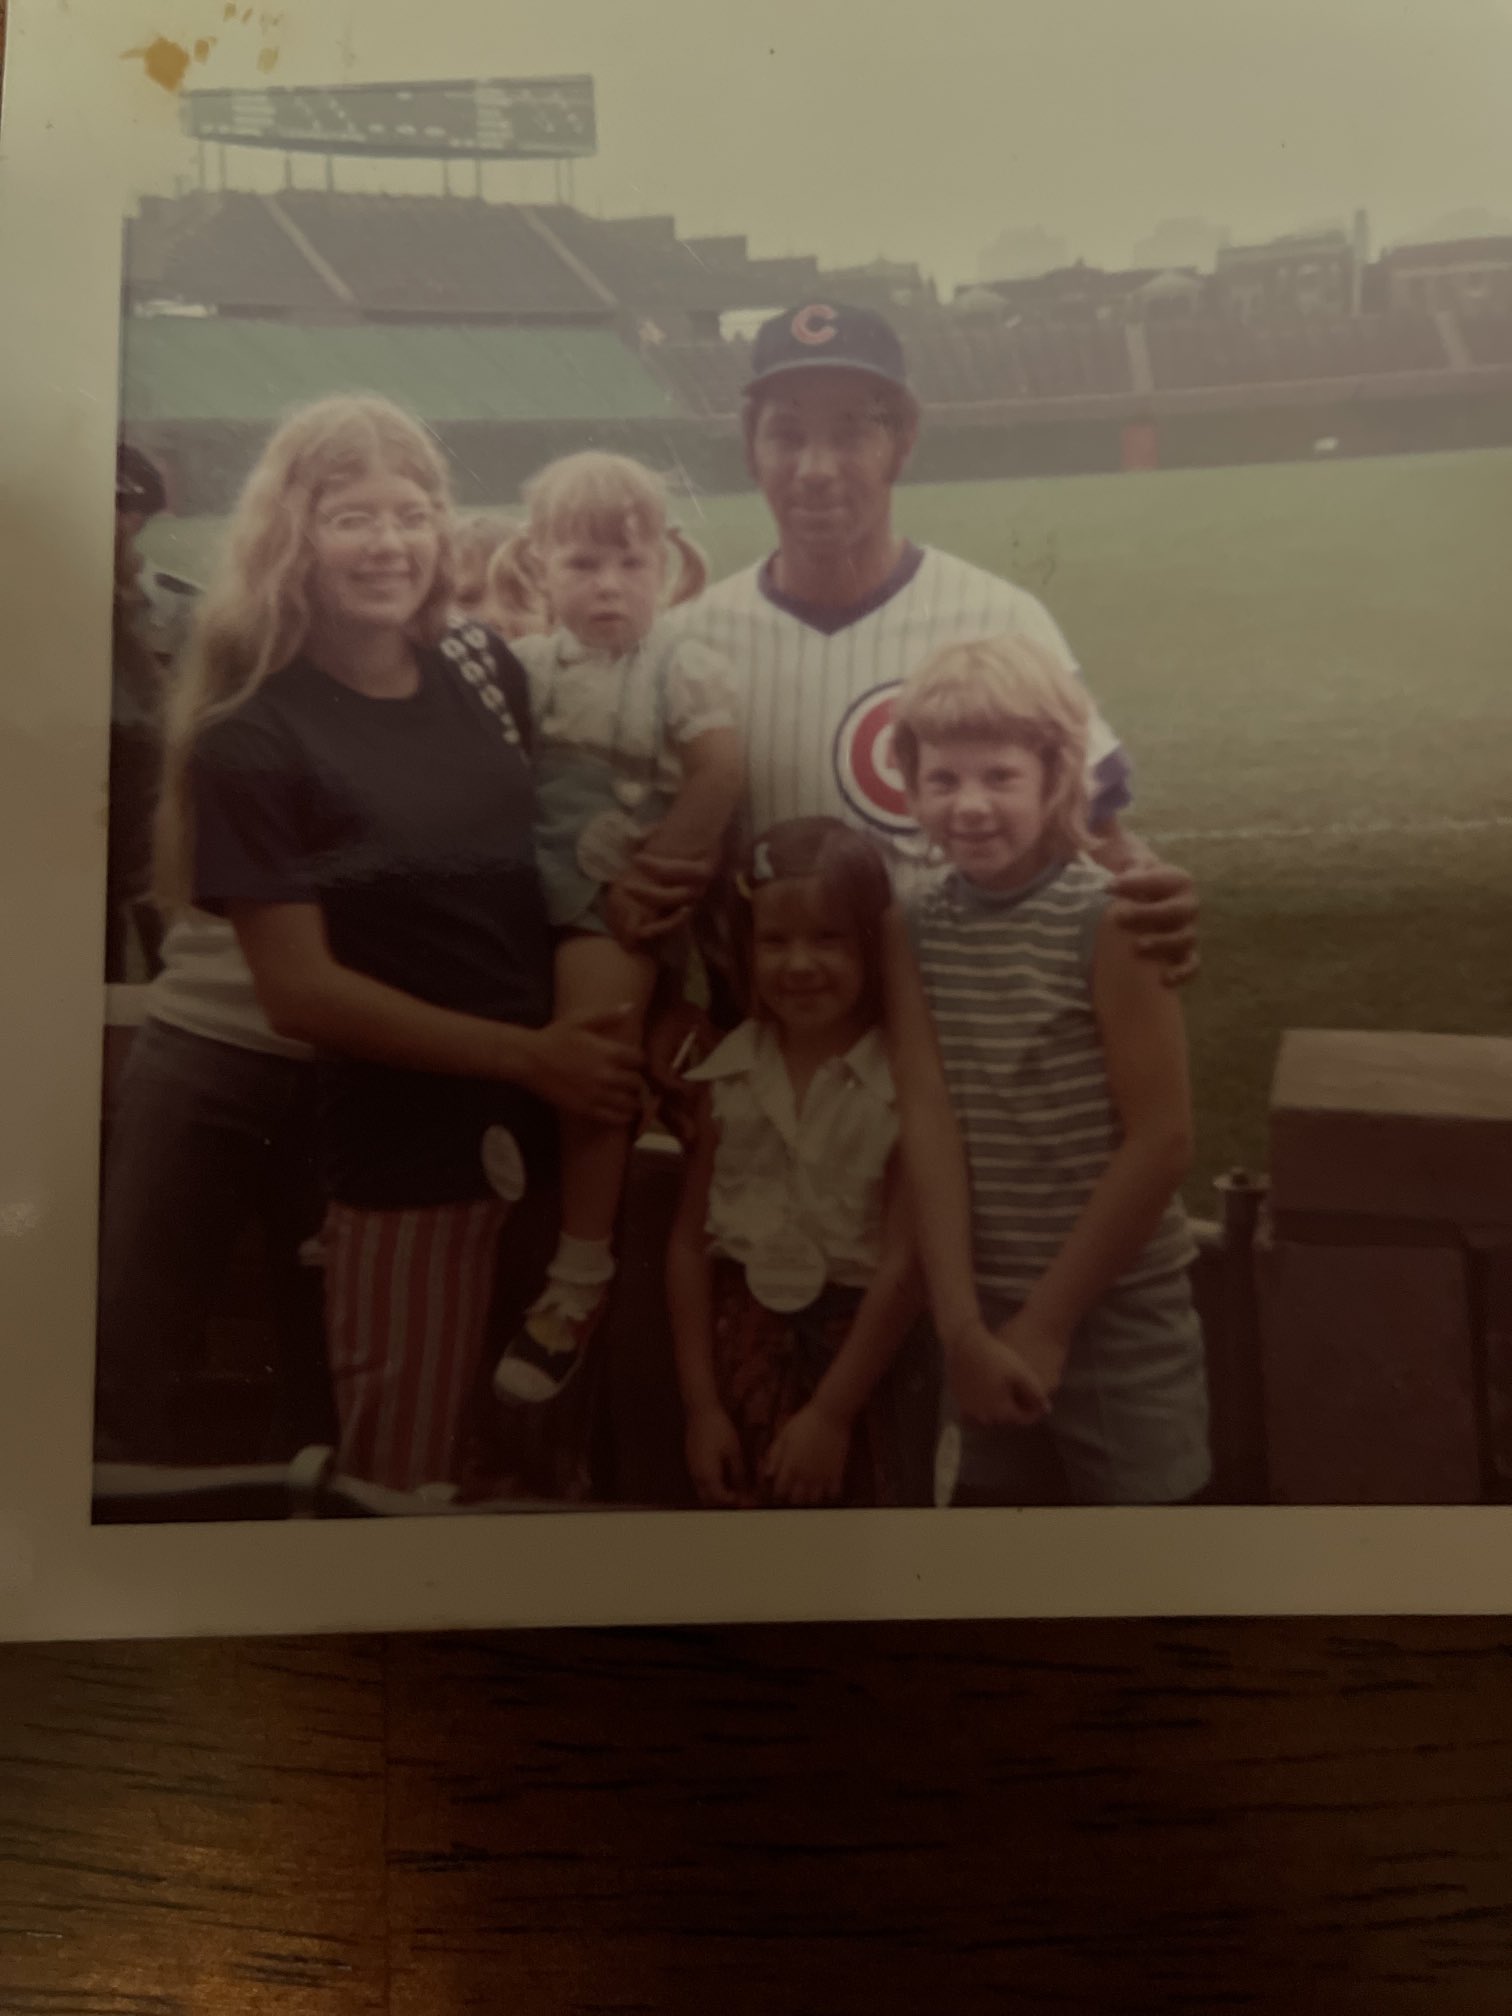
710 1259 935 1509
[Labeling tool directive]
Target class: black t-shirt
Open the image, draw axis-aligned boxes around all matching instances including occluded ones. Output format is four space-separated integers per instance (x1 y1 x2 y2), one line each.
192 628 554 1207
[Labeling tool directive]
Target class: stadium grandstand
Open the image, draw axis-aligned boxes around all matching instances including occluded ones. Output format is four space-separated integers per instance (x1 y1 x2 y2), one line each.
1143 311 1447 393
126 190 824 330
120 173 1512 515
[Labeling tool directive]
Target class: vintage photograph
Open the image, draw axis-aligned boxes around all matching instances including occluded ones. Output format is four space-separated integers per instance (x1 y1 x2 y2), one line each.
88 0 1512 1532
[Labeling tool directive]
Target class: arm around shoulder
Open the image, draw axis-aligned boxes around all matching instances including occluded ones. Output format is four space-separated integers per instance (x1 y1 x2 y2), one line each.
1089 822 1200 985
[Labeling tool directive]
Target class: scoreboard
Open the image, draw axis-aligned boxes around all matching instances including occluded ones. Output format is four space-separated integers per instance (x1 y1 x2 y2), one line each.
181 77 597 159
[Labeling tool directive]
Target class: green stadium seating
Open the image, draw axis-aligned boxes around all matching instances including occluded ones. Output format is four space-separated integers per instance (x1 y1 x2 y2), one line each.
119 317 681 425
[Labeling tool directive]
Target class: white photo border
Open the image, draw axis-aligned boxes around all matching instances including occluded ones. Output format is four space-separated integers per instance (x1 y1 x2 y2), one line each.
3 0 1511 1645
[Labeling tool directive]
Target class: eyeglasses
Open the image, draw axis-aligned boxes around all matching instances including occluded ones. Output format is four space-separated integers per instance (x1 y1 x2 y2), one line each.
317 507 438 537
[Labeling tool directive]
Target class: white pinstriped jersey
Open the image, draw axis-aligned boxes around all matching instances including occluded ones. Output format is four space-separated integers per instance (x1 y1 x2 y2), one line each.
663 543 1132 875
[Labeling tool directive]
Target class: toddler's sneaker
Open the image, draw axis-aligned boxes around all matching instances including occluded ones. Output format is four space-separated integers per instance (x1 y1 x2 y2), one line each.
493 1279 606 1404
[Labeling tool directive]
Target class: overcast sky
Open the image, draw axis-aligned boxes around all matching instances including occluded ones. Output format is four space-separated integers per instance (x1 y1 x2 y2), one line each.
117 0 1512 289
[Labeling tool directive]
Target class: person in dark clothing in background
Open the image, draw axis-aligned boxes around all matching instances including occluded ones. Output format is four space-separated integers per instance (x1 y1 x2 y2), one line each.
106 442 198 982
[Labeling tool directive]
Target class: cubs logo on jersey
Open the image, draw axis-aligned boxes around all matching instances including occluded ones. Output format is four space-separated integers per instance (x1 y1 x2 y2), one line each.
832 683 916 837
661 543 1132 868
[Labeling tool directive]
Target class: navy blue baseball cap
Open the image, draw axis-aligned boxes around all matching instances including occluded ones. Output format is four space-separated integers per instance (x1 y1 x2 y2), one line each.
744 302 910 396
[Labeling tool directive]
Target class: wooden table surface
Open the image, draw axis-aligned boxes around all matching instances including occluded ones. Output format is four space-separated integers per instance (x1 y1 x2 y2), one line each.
2 1621 1510 2013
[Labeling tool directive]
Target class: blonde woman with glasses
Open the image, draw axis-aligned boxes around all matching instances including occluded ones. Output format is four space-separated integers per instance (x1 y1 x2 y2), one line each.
151 394 642 1495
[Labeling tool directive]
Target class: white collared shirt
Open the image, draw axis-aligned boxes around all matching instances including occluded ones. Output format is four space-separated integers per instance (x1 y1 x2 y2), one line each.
686 1019 899 1288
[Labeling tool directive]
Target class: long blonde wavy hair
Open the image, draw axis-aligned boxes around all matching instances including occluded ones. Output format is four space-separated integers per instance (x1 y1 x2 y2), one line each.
152 395 456 915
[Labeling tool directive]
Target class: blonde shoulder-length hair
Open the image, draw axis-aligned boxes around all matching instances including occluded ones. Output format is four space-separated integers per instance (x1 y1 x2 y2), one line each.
153 394 456 915
890 632 1096 861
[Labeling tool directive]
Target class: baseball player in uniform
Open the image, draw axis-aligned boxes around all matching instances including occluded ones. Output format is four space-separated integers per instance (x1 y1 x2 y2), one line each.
623 300 1194 965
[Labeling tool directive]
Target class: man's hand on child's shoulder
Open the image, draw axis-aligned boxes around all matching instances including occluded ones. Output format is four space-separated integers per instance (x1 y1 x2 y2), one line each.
1088 819 1199 987
1107 859 1200 988
945 1320 1049 1428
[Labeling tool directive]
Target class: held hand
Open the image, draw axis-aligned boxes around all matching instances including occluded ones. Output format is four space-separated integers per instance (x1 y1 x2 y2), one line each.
763 1401 851 1507
946 1320 1050 1429
685 1405 747 1508
528 1005 644 1124
994 1311 1072 1405
1107 860 1200 987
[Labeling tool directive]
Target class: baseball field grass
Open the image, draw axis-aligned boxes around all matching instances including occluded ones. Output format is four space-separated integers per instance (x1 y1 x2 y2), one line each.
145 446 1512 1211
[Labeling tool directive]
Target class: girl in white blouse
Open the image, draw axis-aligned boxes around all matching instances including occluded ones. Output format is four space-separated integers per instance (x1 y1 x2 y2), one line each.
666 818 924 1507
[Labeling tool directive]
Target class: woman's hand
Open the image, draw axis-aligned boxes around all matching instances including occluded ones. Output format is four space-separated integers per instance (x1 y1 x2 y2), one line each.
525 1006 644 1123
764 1401 851 1506
685 1404 747 1507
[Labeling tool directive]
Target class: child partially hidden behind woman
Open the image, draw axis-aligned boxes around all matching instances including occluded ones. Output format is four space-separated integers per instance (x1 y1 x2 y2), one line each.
887 635 1211 1507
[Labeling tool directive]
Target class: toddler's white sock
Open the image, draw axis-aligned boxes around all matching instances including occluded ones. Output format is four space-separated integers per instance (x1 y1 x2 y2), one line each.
547 1235 615 1291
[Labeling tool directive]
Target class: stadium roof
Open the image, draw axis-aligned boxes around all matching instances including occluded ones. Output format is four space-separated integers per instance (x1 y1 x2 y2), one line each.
119 317 681 424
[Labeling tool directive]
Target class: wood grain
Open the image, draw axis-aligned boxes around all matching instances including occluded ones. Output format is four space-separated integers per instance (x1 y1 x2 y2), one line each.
3 1623 1512 2013
0 1638 387 2014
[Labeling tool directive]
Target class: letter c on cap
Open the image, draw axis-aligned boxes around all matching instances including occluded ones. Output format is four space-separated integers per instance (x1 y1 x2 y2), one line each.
791 303 838 346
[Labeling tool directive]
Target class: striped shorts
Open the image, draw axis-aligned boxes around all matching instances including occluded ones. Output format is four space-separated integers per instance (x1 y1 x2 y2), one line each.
323 1198 507 1493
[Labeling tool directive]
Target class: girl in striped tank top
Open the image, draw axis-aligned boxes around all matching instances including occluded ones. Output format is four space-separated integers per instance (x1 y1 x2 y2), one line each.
884 636 1210 1507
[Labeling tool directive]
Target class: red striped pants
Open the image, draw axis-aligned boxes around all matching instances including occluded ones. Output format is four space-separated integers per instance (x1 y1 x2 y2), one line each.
323 1199 507 1492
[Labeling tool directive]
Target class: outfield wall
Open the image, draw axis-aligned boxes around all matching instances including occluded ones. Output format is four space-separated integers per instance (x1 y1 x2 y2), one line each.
908 379 1512 479
128 382 1512 518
